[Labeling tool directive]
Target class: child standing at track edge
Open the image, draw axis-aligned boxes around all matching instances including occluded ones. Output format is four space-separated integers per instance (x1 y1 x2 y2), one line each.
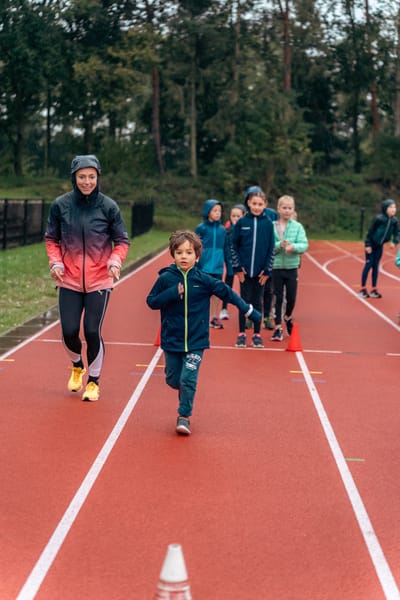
270 195 308 342
359 199 399 298
146 230 261 435
45 155 130 401
231 186 275 348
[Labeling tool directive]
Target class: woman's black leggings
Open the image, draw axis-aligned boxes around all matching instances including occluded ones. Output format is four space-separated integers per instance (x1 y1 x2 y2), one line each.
58 287 110 378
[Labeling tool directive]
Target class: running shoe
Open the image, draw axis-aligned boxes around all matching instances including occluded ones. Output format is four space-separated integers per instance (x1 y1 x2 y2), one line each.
235 333 247 347
176 416 191 435
210 317 223 329
82 381 100 402
358 288 369 298
284 317 293 336
67 367 86 392
263 317 274 330
219 308 229 320
271 327 283 342
369 289 382 298
251 334 264 348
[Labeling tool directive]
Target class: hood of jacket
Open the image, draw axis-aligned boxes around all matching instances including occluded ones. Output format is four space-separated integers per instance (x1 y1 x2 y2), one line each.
202 198 222 221
381 199 395 215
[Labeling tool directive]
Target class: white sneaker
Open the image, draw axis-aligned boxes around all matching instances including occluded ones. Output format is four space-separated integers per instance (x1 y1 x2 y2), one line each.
219 308 229 320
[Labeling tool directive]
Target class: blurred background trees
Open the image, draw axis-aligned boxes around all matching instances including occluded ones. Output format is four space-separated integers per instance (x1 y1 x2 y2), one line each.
1 0 399 199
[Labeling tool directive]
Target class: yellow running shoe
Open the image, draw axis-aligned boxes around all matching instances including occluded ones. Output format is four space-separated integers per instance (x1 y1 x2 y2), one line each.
82 381 100 402
67 367 86 392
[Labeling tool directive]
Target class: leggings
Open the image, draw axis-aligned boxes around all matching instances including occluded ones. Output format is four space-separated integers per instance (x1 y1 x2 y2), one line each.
272 269 298 326
58 287 110 378
361 246 383 288
238 276 263 334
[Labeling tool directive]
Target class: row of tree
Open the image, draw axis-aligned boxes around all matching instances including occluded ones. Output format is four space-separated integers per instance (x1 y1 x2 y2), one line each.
1 0 400 195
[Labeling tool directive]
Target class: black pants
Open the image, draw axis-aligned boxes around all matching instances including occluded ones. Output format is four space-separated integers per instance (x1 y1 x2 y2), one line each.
272 269 298 326
58 287 110 379
361 246 383 288
239 276 263 334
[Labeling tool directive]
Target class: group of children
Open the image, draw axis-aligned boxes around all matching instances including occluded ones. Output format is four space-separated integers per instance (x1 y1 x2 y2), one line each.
146 186 308 435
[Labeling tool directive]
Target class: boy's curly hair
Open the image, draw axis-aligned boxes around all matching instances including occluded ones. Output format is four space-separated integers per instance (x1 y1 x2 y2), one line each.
169 230 203 259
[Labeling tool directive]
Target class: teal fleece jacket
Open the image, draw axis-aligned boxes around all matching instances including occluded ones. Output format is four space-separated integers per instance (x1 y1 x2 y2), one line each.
273 219 308 269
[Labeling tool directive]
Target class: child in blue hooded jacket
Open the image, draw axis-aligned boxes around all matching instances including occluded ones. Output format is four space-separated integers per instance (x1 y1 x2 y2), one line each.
146 230 261 435
231 186 275 348
359 199 399 298
195 199 233 329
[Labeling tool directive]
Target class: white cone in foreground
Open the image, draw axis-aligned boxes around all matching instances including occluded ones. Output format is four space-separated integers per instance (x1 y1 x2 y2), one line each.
154 543 192 599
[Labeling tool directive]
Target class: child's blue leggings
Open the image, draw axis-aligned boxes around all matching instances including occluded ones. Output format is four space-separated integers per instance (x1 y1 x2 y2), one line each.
361 246 383 288
164 350 204 417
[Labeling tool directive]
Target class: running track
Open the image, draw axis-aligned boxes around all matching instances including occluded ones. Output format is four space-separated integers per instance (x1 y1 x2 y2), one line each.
1 240 400 599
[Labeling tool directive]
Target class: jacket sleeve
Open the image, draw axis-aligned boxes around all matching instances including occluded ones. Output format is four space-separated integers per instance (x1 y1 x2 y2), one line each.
364 217 379 247
231 220 243 273
262 221 275 276
107 204 130 267
291 223 309 254
206 276 251 314
146 278 180 310
44 202 63 268
223 233 233 276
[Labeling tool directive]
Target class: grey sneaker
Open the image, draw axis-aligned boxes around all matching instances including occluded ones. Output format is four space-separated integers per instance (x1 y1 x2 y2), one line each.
369 289 382 298
176 416 191 435
358 288 369 298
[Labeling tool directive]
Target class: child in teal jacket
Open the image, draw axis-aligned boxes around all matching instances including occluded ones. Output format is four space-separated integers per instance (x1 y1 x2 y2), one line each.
271 195 308 341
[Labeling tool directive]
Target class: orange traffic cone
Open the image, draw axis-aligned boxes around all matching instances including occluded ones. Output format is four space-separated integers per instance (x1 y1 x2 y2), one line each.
154 326 161 347
286 322 302 352
154 543 192 599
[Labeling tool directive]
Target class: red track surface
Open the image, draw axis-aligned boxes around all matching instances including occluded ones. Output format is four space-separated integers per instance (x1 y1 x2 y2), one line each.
1 240 400 599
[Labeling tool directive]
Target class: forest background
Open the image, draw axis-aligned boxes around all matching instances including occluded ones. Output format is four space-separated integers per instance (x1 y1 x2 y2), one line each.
2 0 400 334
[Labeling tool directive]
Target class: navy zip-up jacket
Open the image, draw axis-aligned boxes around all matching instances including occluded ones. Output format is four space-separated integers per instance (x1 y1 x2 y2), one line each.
146 263 256 352
365 200 399 248
231 212 275 277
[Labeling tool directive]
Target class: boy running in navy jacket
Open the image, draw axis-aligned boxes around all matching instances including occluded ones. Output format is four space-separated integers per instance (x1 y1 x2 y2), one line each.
146 230 261 435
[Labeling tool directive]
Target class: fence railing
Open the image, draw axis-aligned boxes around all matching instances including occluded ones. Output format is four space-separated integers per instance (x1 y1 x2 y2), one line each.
0 199 154 250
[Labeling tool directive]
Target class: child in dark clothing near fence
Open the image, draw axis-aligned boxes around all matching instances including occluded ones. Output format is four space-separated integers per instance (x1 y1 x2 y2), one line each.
359 199 399 299
146 230 261 436
219 203 246 320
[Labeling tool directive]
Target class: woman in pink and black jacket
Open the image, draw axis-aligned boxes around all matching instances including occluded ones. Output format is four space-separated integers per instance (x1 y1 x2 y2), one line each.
45 155 130 401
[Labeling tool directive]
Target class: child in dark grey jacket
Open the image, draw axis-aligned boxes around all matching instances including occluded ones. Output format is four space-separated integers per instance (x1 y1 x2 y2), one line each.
359 199 399 298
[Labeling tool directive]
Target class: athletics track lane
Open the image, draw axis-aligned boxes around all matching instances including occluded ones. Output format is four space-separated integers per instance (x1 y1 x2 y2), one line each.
0 241 400 599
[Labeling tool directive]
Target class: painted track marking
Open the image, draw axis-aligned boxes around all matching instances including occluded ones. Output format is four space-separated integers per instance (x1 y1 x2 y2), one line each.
296 349 400 599
16 347 163 600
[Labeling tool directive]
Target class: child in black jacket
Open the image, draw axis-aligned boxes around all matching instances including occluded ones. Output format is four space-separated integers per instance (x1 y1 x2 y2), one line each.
359 199 399 298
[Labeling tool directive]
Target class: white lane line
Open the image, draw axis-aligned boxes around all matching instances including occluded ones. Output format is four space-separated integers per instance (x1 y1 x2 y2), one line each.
305 252 400 332
296 350 400 599
16 347 163 600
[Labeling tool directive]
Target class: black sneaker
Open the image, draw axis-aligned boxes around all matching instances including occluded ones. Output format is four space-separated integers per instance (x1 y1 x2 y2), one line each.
235 333 246 347
271 327 283 342
358 289 369 298
176 416 191 435
284 317 293 336
210 317 223 329
369 289 382 298
251 334 264 348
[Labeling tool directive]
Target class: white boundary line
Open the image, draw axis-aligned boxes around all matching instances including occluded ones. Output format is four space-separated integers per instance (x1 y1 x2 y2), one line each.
296 350 400 599
16 347 163 600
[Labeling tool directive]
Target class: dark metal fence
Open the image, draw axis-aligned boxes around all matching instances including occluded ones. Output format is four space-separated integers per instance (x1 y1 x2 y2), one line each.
0 199 154 249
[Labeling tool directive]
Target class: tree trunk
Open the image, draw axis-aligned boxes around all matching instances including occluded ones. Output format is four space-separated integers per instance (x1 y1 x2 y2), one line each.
278 0 291 91
395 9 400 136
152 64 165 175
228 0 241 144
190 61 197 178
364 0 379 137
13 112 24 177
